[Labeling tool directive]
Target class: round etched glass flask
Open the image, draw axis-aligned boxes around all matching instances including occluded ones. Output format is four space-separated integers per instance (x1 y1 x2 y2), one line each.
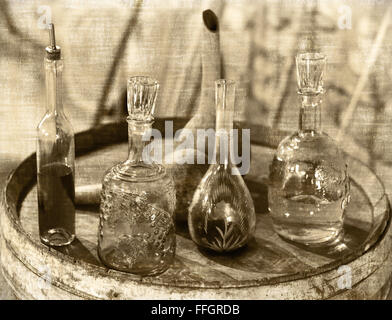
188 80 256 252
98 77 176 276
268 53 350 246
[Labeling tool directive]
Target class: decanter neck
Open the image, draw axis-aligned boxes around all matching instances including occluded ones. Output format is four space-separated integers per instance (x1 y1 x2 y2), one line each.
215 79 235 167
299 93 322 134
215 108 234 167
127 118 153 164
45 58 64 115
295 52 326 134
113 117 163 182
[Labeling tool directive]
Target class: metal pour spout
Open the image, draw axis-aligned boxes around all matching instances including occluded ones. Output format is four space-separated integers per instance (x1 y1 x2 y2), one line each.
45 23 61 60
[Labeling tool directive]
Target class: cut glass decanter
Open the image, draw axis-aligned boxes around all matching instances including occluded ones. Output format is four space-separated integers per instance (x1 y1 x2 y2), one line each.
98 76 176 276
268 53 350 246
188 80 256 252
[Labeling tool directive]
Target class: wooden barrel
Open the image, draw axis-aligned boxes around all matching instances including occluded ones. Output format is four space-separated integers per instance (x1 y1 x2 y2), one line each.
1 120 391 300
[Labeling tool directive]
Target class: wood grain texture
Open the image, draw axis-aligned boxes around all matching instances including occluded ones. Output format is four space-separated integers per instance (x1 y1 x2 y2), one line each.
0 161 19 300
0 123 391 300
0 241 16 300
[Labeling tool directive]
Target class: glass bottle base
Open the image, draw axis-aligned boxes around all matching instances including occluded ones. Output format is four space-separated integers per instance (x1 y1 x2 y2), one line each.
40 228 75 247
272 219 343 247
98 247 172 276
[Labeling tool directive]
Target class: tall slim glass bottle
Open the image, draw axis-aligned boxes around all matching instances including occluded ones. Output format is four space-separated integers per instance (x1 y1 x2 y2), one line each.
37 24 75 247
268 53 350 246
98 76 176 276
188 80 256 252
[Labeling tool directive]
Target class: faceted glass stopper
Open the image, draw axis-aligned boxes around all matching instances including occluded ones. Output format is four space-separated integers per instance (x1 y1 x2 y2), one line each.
127 76 159 121
296 52 326 95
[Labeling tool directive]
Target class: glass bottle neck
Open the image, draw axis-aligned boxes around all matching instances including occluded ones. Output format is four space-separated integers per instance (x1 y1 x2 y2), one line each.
114 118 163 181
45 59 64 115
215 108 234 167
214 80 236 168
127 119 153 163
299 94 322 134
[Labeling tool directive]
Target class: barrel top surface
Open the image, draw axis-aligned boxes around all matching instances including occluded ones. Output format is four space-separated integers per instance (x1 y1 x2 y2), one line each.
7 140 389 290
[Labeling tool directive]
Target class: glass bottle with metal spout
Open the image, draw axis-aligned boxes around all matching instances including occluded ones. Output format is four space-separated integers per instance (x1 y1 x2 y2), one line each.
98 76 176 276
37 24 75 247
188 80 256 252
268 52 350 246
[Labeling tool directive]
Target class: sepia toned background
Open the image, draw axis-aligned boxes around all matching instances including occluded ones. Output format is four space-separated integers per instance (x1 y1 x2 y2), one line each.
1 0 392 299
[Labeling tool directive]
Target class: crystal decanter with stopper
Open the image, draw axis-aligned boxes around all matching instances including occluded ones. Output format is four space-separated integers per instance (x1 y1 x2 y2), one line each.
188 80 256 252
37 24 75 247
268 53 350 246
98 76 176 275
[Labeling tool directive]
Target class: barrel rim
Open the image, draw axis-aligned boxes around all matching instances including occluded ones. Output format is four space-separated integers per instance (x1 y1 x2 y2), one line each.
1 121 391 290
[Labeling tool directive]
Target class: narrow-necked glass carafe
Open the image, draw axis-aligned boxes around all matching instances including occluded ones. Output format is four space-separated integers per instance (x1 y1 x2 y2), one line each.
268 53 350 246
37 24 75 247
188 80 256 252
98 76 176 276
